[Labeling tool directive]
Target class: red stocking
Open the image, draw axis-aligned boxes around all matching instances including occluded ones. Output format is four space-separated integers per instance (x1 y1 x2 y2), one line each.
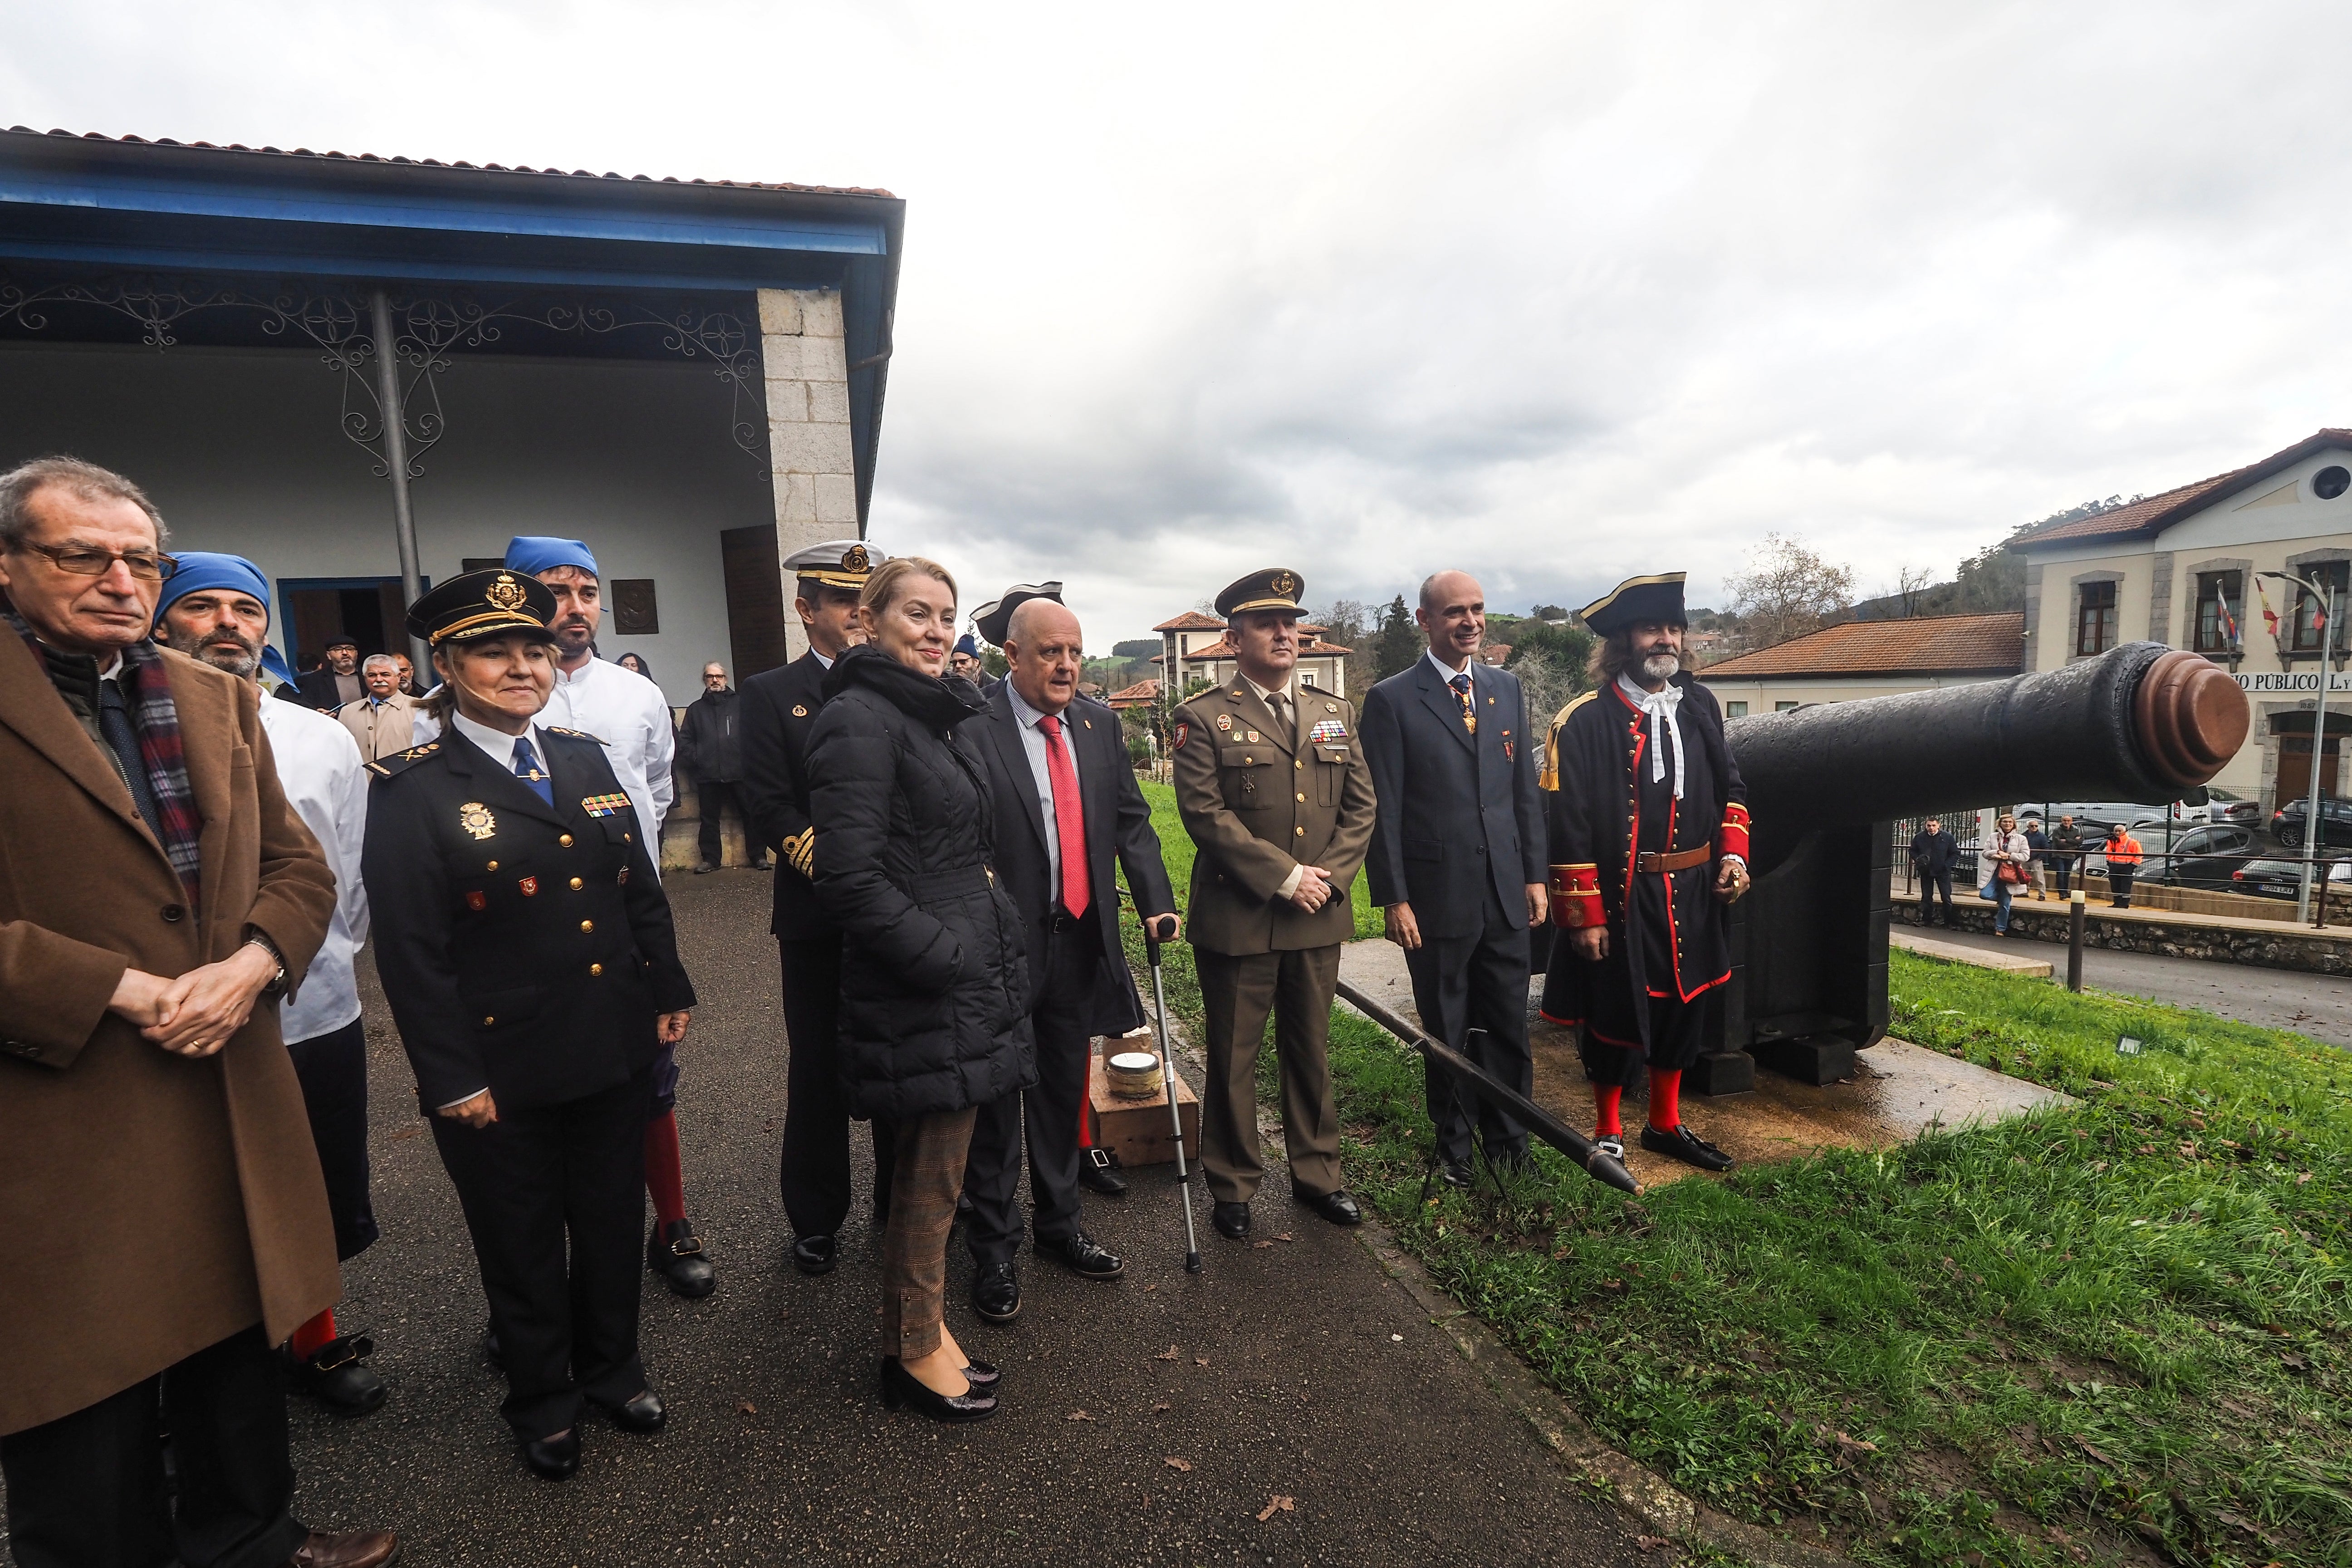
1592 1083 1623 1137
290 1308 337 1361
1648 1068 1682 1132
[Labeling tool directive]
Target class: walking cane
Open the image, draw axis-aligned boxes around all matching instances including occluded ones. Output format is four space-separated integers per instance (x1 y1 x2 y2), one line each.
1142 919 1205 1275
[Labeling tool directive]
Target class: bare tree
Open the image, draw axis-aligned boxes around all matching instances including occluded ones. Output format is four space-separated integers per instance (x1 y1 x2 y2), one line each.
1725 532 1857 652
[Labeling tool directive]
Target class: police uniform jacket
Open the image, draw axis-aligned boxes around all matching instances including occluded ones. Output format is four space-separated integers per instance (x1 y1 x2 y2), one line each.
362 724 696 1114
1538 675 1749 1046
1171 679 1377 955
738 650 831 942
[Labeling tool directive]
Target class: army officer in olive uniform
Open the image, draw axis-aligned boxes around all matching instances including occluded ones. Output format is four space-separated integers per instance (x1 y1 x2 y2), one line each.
363 569 696 1483
1171 568 1377 1240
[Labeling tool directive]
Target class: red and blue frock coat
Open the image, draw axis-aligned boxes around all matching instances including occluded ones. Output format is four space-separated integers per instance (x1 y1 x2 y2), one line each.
1538 675 1750 1087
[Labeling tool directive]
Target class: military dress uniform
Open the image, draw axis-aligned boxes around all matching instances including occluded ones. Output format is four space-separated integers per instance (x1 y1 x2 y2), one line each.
1172 568 1377 1234
362 571 695 1471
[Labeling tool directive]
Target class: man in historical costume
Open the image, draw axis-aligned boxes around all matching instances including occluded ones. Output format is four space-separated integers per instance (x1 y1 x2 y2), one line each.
1540 572 1750 1174
739 539 898 1276
156 554 388 1419
0 457 396 1568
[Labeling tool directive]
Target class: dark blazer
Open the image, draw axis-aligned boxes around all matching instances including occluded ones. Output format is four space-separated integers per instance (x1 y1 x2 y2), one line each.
362 725 696 1113
291 668 355 711
739 651 830 941
1360 657 1546 940
958 684 1177 1035
678 686 745 784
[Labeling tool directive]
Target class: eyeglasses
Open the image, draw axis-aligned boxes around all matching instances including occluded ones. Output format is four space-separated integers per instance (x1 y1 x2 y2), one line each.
11 541 179 581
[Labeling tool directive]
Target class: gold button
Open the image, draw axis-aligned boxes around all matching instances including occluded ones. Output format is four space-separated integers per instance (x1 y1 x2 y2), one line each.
481 1015 495 1026
569 877 584 890
559 834 573 848
590 963 603 976
624 833 632 843
1296 826 1306 836
486 860 499 871
1296 792 1306 802
1294 759 1303 770
580 920 595 934
1243 756 1252 765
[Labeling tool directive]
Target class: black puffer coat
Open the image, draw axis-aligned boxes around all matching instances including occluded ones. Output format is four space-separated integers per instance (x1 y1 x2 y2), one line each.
807 646 1035 1121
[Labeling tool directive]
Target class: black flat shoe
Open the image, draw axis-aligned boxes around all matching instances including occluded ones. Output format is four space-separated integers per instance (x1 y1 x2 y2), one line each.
1212 1200 1251 1240
971 1261 1021 1323
1640 1122 1734 1172
879 1357 997 1422
1078 1147 1127 1197
1437 1159 1474 1189
791 1234 838 1277
522 1428 580 1481
1294 1188 1363 1227
648 1220 716 1299
591 1388 666 1434
960 1358 1003 1393
284 1334 387 1417
1044 1231 1124 1280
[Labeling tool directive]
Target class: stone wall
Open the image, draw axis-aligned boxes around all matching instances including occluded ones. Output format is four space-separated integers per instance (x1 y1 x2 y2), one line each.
758 287 858 661
1893 892 2351 976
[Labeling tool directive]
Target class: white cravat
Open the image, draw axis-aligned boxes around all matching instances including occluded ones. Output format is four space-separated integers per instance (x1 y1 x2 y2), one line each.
1617 674 1685 800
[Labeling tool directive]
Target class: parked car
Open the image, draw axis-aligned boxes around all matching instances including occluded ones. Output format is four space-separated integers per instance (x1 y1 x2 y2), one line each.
2137 823 2262 888
2231 856 2352 901
2203 786 2261 826
2272 796 2352 851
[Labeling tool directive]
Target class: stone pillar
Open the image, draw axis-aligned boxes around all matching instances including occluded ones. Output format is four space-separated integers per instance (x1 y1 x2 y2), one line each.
759 287 859 660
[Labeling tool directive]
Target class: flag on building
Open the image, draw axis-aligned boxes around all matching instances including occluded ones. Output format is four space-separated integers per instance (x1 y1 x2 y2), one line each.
2255 575 2280 639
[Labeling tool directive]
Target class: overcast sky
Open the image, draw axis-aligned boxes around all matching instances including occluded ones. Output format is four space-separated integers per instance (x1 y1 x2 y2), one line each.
6 1 2350 645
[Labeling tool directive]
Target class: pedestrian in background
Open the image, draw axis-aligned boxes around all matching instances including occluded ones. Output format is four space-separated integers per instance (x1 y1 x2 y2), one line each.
1909 816 1959 926
616 650 656 686
338 652 418 762
2050 814 2085 897
2103 820 2143 909
290 633 363 710
679 660 767 874
1980 812 2031 935
2022 815 2051 900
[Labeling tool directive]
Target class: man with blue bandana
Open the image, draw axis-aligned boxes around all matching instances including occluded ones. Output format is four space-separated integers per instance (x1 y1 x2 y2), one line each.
153 553 390 1417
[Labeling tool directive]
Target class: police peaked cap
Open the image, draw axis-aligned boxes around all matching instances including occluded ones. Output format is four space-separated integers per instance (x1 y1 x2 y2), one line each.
406 568 560 647
1578 573 1687 637
975 582 1064 647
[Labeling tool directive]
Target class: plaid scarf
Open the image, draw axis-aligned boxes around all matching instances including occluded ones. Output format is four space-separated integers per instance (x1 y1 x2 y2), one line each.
7 609 205 910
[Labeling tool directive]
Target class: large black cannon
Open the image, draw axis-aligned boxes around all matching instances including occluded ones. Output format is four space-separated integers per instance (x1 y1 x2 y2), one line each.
1689 641 2249 1091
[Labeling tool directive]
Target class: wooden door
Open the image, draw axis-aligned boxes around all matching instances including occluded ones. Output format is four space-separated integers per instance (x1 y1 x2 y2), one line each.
721 524 789 680
2278 736 2342 803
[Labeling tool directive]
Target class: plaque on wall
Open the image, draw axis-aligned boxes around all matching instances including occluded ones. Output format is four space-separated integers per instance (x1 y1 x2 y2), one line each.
612 578 660 636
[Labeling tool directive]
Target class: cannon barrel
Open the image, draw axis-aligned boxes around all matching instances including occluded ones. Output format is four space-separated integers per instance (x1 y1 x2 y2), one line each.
1725 642 2249 849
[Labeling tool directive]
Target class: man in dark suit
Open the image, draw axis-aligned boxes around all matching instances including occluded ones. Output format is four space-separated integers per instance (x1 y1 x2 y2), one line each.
1361 570 1548 1186
290 634 363 710
957 595 1179 1323
739 539 896 1277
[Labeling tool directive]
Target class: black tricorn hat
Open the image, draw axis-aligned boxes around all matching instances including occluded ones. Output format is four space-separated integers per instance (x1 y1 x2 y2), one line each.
1214 566 1307 620
405 568 559 648
1578 573 1687 638
974 582 1064 647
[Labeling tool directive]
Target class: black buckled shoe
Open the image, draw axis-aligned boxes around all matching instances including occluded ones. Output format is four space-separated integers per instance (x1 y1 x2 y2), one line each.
791 1234 837 1277
1078 1147 1127 1197
285 1334 387 1418
880 1356 998 1422
971 1261 1021 1323
1212 1200 1251 1240
522 1427 580 1481
591 1388 667 1435
1294 1188 1363 1227
1044 1231 1124 1280
648 1220 716 1299
1640 1122 1734 1172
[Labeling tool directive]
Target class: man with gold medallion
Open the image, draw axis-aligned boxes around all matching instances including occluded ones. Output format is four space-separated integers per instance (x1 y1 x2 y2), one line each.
1172 568 1377 1240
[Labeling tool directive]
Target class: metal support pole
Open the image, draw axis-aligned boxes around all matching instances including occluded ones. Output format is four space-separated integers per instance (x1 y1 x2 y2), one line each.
370 289 428 669
2067 883 2085 993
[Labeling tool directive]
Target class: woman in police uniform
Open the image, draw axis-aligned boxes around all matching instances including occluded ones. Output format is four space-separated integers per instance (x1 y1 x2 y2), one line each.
363 569 696 1481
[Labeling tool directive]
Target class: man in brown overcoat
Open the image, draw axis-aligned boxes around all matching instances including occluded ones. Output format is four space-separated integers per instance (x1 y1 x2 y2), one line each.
0 457 396 1568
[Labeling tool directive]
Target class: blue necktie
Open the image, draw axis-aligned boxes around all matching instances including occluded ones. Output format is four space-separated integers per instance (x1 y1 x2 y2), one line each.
512 735 555 806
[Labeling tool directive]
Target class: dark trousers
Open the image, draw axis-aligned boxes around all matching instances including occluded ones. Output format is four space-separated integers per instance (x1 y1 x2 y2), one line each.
286 1018 377 1262
696 780 765 868
1403 900 1533 1166
966 914 1101 1267
1921 868 1954 924
2052 859 2073 897
2110 868 2135 908
0 1325 306 1568
431 1069 652 1440
778 936 896 1238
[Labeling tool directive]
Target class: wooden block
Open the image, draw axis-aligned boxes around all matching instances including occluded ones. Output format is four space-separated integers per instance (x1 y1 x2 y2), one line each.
1752 1035 1858 1086
1089 1050 1201 1168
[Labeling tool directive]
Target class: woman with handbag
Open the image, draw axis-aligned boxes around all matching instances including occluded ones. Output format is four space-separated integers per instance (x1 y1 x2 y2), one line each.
1980 812 2032 936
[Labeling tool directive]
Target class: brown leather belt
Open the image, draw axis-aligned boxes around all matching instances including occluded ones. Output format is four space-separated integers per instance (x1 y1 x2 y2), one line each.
1635 846 1714 874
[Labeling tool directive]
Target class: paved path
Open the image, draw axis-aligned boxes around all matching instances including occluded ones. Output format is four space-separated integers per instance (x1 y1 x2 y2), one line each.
0 873 1657 1568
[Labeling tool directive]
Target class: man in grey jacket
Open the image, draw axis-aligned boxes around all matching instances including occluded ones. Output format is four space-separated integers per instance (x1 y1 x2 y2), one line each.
1360 570 1548 1187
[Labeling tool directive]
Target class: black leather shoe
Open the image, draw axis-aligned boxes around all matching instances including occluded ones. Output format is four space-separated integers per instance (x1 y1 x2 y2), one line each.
693 862 718 875
956 1192 975 1220
880 1356 998 1422
971 1261 1021 1323
1078 1147 1127 1197
483 1326 502 1368
285 1335 387 1417
1437 1159 1474 1189
592 1388 667 1434
1212 1200 1251 1240
791 1234 837 1277
960 1358 1003 1393
1641 1122 1734 1172
1294 1188 1363 1226
1044 1231 1124 1279
648 1220 716 1299
522 1428 579 1481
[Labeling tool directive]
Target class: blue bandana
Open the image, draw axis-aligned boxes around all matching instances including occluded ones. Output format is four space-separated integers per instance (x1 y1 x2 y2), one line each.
504 535 599 578
152 551 271 629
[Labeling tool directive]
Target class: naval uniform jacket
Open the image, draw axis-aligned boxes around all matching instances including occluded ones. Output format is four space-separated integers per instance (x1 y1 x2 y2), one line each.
362 725 696 1114
739 650 832 943
1538 675 1749 1049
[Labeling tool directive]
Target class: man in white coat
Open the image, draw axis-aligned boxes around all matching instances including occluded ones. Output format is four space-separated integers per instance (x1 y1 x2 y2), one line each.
155 554 389 1416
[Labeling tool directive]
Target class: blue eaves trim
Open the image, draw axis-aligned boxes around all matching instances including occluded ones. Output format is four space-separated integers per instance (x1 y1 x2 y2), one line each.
0 167 886 256
0 235 838 294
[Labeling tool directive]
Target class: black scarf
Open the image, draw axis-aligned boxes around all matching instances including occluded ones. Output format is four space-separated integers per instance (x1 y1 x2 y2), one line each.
824 644 988 729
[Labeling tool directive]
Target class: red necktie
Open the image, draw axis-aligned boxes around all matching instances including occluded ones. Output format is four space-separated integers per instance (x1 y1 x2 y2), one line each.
1038 712 1091 918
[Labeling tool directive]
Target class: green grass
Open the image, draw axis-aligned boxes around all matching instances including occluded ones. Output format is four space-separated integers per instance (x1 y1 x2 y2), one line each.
1121 784 2352 1568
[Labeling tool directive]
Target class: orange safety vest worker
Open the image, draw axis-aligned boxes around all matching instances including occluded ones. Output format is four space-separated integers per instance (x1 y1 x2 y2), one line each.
2105 832 2143 867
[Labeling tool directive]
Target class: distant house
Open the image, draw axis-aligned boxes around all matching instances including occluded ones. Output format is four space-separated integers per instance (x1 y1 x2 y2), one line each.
1480 644 1512 667
1105 677 1162 710
1151 611 1351 700
1697 612 2024 716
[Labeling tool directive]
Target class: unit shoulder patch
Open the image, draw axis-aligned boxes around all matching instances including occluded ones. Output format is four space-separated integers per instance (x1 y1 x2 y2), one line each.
364 741 441 779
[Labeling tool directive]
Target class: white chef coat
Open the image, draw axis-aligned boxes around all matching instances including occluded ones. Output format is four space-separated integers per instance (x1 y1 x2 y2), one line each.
256 696 371 1044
